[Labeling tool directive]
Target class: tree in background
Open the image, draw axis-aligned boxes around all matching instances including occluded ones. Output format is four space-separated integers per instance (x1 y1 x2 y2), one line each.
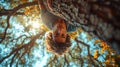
0 0 120 67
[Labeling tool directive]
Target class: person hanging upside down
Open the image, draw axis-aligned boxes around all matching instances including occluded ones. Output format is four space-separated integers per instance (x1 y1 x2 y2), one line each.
38 0 77 56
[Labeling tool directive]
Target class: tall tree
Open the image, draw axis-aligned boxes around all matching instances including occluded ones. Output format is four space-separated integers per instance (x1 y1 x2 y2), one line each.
0 0 120 67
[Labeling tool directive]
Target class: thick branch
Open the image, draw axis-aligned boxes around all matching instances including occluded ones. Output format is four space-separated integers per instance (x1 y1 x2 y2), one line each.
0 1 38 43
0 9 25 16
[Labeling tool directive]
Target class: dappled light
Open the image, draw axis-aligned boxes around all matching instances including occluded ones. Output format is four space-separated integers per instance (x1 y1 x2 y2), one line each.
0 0 120 67
32 20 40 29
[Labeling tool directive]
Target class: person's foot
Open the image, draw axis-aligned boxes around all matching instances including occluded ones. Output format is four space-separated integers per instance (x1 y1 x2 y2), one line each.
47 0 53 11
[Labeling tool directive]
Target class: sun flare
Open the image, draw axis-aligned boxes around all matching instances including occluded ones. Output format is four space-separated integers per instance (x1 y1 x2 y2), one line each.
29 19 42 29
32 21 40 29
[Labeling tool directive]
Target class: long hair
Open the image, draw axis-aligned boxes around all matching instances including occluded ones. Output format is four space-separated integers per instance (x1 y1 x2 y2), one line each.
45 31 71 56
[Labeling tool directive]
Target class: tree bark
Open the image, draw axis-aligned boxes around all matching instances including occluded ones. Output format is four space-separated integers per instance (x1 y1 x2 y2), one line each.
49 0 120 54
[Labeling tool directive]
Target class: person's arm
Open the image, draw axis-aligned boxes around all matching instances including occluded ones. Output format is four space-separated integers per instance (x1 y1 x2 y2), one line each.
38 0 46 10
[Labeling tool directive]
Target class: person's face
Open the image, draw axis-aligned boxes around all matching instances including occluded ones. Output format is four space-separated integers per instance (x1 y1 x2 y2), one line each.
53 19 67 43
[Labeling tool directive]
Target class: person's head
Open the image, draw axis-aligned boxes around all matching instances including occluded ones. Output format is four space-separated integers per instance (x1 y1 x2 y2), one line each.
45 31 71 56
45 18 71 56
52 18 67 43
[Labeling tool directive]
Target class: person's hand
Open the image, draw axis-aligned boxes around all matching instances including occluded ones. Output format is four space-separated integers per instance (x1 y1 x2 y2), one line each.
38 0 46 10
47 0 53 11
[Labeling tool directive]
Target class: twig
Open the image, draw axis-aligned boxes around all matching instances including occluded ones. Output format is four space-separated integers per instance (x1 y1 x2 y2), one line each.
10 51 18 67
46 55 56 66
75 38 99 66
69 52 83 67
64 55 69 67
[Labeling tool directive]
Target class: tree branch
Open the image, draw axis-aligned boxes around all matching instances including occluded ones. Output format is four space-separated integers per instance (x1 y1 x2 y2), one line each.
10 51 18 67
64 55 69 67
0 9 25 16
0 31 45 64
75 38 99 66
0 1 38 43
0 15 10 43
69 52 84 67
46 55 56 66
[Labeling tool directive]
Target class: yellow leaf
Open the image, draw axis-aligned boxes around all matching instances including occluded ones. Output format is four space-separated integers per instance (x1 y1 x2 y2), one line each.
77 28 83 33
24 10 30 15
68 31 78 39
101 49 105 54
94 50 99 59
94 40 100 45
